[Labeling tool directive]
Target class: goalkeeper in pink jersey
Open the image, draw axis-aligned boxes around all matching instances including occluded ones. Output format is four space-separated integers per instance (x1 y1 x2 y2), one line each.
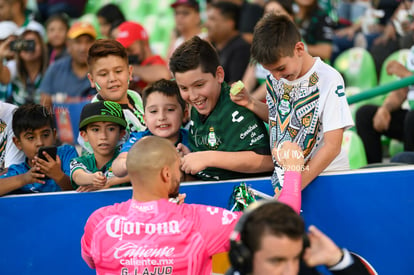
81 136 303 274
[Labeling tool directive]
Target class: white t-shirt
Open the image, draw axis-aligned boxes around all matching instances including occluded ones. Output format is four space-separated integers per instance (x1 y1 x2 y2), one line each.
266 57 354 189
0 102 25 170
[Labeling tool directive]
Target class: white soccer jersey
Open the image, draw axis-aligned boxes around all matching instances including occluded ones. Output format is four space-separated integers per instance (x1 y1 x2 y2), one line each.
266 58 354 190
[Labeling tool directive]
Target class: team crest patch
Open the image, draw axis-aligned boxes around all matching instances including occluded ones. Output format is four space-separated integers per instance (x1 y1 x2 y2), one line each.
278 98 291 116
208 127 218 149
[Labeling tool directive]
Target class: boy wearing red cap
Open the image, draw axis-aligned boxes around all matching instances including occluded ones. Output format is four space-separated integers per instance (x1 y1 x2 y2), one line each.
116 21 170 93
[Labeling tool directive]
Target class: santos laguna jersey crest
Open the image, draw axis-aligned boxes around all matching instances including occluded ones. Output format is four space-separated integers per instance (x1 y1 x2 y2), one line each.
189 82 270 180
266 58 354 193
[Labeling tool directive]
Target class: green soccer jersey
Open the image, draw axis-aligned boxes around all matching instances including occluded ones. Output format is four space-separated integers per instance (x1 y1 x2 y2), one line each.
189 82 270 180
69 149 130 189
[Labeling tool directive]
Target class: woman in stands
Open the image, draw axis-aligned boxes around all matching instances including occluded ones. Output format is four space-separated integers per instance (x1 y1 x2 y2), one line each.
6 22 48 105
45 13 70 65
294 0 336 61
97 4 126 38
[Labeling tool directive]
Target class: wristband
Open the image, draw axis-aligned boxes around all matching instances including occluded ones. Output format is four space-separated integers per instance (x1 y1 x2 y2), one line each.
327 248 344 268
328 248 354 271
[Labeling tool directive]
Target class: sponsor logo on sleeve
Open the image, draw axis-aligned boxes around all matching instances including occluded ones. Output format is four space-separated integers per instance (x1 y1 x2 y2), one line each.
335 85 345 97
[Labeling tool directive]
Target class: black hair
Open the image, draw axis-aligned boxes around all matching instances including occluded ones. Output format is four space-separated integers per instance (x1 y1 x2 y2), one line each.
241 202 305 253
97 4 126 26
142 79 186 112
265 0 294 16
87 39 128 69
12 104 55 138
209 1 240 29
169 36 220 76
251 14 301 65
45 13 70 31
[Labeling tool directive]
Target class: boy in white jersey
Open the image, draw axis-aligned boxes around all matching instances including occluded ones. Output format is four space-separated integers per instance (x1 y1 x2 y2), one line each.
231 14 354 195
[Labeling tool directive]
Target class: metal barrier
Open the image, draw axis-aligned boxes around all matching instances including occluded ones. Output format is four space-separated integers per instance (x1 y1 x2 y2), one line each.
347 75 414 105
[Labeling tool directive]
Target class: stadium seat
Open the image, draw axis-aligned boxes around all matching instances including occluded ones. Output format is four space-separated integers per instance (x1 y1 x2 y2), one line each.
379 49 411 85
119 0 174 57
148 12 175 56
389 138 404 158
342 129 367 169
83 0 114 14
77 13 102 38
334 47 378 123
120 0 158 22
334 47 377 90
372 48 411 107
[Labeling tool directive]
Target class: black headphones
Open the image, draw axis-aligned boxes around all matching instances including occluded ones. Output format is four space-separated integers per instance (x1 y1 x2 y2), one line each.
228 200 309 275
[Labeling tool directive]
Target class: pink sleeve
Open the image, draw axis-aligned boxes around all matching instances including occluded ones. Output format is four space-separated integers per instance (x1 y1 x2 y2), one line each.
81 209 105 269
195 205 242 255
278 171 301 214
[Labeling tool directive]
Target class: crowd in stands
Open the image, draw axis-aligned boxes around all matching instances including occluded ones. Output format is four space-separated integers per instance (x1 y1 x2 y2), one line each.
0 0 413 195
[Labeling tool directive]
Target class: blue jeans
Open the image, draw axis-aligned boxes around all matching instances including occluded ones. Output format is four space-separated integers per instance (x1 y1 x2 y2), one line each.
391 152 414 164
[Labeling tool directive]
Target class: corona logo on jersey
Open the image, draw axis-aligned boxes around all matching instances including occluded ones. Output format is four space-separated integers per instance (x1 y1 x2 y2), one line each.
106 216 180 240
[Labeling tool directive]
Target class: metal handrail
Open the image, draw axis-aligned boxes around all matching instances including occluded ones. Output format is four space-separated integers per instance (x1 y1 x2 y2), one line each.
347 75 414 105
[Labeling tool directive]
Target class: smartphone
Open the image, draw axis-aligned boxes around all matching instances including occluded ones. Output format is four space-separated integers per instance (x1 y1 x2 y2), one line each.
37 145 57 162
9 39 35 52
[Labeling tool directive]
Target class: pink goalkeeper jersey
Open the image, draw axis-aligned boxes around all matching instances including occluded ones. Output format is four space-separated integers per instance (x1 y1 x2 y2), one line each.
81 199 242 275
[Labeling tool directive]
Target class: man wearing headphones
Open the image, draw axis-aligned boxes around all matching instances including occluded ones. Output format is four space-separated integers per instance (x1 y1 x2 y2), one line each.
226 200 377 275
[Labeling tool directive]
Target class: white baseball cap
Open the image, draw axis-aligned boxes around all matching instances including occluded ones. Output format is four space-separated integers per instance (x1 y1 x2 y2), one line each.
17 21 46 40
0 21 18 40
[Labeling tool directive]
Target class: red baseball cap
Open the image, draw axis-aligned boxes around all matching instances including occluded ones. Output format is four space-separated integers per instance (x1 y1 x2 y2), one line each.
116 21 149 48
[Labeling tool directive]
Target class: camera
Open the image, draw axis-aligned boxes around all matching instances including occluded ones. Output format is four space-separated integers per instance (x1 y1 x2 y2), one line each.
9 39 35 52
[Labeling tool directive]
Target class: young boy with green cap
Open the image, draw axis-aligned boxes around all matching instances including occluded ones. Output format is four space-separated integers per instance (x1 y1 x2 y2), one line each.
70 101 130 191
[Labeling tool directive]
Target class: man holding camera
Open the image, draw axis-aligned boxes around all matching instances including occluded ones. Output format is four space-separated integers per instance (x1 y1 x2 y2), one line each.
115 21 170 94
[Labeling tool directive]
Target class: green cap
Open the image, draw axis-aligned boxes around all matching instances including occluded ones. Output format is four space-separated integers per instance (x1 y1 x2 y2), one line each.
79 101 127 130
